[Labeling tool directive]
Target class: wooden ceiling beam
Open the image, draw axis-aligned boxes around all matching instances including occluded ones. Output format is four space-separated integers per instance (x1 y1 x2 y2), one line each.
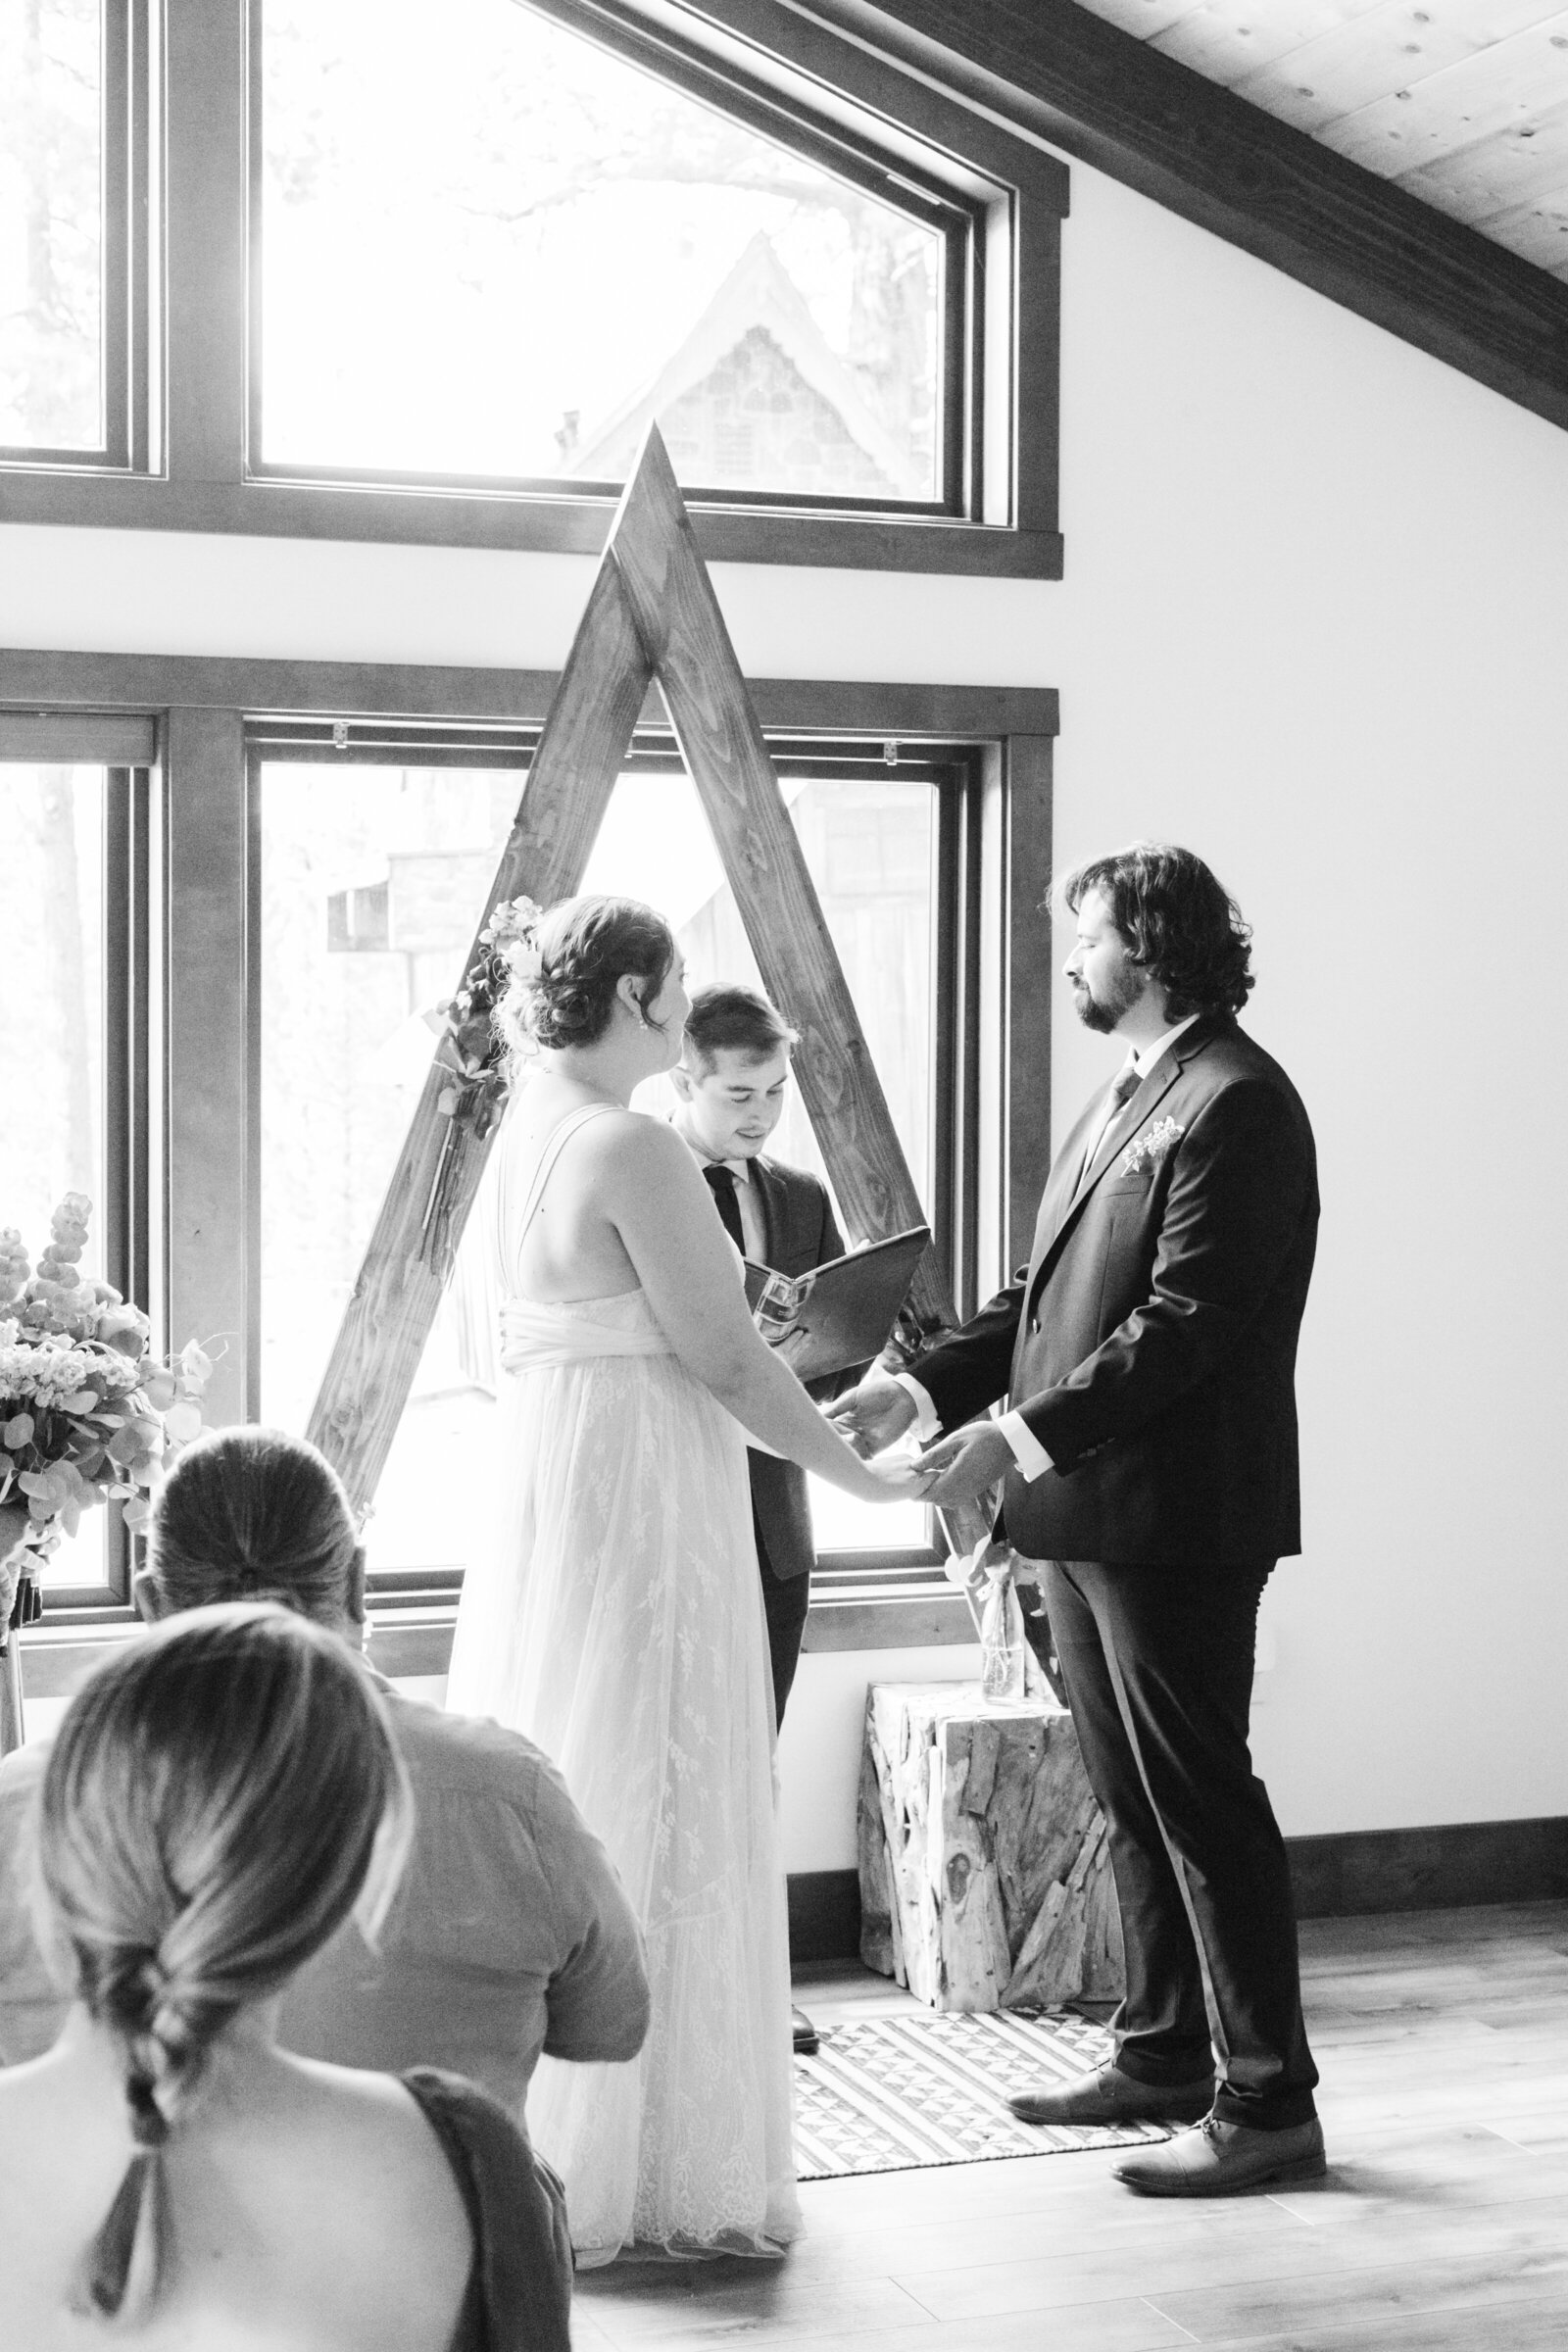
799 0 1568 430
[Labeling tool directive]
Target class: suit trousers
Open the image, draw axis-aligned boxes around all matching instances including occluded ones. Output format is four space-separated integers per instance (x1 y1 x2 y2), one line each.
755 1506 811 1727
1044 1556 1318 2130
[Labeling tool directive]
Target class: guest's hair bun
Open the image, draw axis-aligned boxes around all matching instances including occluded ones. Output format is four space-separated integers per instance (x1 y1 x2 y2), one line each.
496 895 676 1062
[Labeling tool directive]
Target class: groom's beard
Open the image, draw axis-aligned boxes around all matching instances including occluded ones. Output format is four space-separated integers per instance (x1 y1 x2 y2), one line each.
1072 963 1144 1034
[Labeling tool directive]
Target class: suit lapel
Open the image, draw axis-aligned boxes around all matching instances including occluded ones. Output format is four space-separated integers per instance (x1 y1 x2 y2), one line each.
1027 1019 1221 1308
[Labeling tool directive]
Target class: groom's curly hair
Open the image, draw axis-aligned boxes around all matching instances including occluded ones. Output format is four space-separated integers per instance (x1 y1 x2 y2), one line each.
498 894 677 1058
1063 843 1254 1019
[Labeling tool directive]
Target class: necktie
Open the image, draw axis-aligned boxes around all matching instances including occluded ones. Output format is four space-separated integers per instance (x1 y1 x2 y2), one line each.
704 1162 746 1252
1082 1057 1142 1182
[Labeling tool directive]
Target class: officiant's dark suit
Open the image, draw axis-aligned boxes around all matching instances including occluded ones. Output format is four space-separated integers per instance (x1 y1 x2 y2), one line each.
670 980 847 1726
728 1155 844 1724
907 863 1320 2156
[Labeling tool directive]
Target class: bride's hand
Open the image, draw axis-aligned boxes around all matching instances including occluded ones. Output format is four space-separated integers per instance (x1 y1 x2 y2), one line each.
848 1448 936 1504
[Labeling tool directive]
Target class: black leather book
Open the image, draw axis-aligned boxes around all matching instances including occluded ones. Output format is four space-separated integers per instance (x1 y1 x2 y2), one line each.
743 1225 930 1382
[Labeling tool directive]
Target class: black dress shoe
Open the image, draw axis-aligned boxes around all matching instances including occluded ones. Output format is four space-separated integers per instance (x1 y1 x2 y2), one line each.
791 2006 820 2056
1007 2060 1213 2128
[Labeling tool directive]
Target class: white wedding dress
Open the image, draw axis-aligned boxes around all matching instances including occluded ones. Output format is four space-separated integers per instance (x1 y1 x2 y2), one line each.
445 1102 800 2265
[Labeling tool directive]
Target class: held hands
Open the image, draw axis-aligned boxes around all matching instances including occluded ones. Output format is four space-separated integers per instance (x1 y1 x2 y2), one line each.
825 1367 917 1459
914 1419 1017 1506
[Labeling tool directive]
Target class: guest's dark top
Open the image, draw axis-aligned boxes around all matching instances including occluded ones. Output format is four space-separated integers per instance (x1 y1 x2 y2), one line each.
405 2068 572 2352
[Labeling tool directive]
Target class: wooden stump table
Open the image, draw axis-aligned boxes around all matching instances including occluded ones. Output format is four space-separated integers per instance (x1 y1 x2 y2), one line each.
858 1682 1124 2013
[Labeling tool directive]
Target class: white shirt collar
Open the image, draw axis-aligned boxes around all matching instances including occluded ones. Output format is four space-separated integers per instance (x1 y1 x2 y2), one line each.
1131 1013 1201 1078
672 1118 753 1185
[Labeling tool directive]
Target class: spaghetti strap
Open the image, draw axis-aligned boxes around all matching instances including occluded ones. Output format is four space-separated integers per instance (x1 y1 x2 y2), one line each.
515 1103 618 1240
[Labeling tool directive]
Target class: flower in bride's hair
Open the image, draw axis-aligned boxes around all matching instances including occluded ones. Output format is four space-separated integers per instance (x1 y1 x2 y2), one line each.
478 894 544 954
500 935 543 982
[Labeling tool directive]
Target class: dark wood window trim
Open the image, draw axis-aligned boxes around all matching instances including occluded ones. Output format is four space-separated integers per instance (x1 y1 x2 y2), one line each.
0 0 155 472
0 0 1065 576
0 730 156 1613
1 651 1054 1659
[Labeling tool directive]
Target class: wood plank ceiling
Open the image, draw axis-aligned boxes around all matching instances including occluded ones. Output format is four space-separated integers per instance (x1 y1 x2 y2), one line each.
1070 0 1568 279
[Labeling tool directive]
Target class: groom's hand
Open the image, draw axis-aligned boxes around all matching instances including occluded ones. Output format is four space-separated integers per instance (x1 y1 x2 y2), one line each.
826 1368 917 1457
916 1421 1015 1505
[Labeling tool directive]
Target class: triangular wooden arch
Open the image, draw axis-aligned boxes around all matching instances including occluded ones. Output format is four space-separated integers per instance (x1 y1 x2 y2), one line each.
309 425 957 1523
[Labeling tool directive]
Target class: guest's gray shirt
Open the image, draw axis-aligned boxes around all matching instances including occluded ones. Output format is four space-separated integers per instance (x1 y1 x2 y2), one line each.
0 1677 650 2116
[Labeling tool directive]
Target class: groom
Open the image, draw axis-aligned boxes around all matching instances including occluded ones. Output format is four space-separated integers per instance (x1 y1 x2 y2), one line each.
833 843 1323 2196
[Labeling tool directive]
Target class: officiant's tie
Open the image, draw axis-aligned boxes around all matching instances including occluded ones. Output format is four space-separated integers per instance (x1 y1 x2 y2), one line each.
1081 1056 1142 1183
704 1162 747 1253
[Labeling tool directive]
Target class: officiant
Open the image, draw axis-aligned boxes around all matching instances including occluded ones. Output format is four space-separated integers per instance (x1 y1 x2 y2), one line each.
671 985 846 1735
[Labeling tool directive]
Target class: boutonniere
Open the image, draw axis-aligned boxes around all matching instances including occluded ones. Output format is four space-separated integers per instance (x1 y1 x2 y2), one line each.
1120 1116 1183 1176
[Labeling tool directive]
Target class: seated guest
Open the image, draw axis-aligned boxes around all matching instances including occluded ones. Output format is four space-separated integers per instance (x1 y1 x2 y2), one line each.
0 1427 650 2124
0 1602 570 2348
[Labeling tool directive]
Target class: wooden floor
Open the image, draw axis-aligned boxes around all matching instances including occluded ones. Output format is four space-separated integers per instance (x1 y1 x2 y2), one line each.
573 1900 1568 2351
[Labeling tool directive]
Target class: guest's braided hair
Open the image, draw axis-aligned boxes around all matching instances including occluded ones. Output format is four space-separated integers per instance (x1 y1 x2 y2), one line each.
37 1604 410 2324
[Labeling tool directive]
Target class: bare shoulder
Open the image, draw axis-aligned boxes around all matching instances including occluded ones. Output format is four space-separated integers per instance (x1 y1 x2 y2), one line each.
276 2063 473 2341
590 1108 700 1189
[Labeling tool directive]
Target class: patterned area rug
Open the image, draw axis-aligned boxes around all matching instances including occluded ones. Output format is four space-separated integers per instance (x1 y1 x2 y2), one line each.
794 2009 1173 2180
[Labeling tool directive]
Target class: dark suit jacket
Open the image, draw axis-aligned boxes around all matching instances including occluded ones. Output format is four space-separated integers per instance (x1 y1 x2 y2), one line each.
745 1156 845 1582
912 1014 1318 1567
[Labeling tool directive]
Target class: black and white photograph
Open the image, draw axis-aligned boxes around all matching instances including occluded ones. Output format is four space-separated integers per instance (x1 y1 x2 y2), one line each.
3 0 1568 2342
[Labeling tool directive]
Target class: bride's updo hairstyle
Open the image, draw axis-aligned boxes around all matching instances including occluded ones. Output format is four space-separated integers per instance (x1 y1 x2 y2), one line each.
143 1424 359 1627
497 894 676 1068
37 1603 410 2325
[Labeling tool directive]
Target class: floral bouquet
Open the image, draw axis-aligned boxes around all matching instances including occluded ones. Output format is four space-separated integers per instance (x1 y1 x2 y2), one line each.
425 893 544 1136
414 896 545 1266
0 1195 211 1641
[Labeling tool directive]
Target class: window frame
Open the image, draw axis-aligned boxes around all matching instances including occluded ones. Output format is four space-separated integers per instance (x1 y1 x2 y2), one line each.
0 0 1066 575
0 0 155 471
0 732 159 1615
247 0 982 520
244 720 980 1602
0 652 1055 1676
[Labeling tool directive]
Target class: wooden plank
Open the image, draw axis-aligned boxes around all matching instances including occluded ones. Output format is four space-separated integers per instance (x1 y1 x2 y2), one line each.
0 714 158 763
816 0 1568 431
166 708 248 1425
1152 0 1396 87
0 469 1064 575
1476 187 1568 266
165 0 246 483
1230 0 1568 137
606 425 956 1333
0 652 1060 742
1398 95 1568 214
1319 14 1568 174
306 559 652 1514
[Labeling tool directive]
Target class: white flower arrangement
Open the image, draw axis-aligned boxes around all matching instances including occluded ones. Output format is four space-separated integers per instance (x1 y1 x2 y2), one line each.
0 1197 212 1631
1119 1116 1184 1177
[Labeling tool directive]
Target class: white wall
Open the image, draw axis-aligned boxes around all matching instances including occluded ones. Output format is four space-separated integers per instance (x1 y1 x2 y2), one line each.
8 148 1568 1849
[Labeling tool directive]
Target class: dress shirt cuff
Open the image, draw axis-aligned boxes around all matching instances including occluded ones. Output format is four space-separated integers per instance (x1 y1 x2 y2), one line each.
892 1372 942 1441
997 1409 1053 1482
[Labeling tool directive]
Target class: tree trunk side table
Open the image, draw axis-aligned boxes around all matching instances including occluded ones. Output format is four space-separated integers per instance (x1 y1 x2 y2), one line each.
858 1682 1124 2014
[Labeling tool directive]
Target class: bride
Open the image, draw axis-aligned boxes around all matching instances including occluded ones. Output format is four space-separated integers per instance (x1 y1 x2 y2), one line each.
446 895 923 2266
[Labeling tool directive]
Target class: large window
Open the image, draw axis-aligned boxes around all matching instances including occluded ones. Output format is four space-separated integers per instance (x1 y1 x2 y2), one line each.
0 0 146 466
0 0 1063 570
0 760 154 1606
256 0 968 509
0 658 1055 1668
254 729 978 1593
